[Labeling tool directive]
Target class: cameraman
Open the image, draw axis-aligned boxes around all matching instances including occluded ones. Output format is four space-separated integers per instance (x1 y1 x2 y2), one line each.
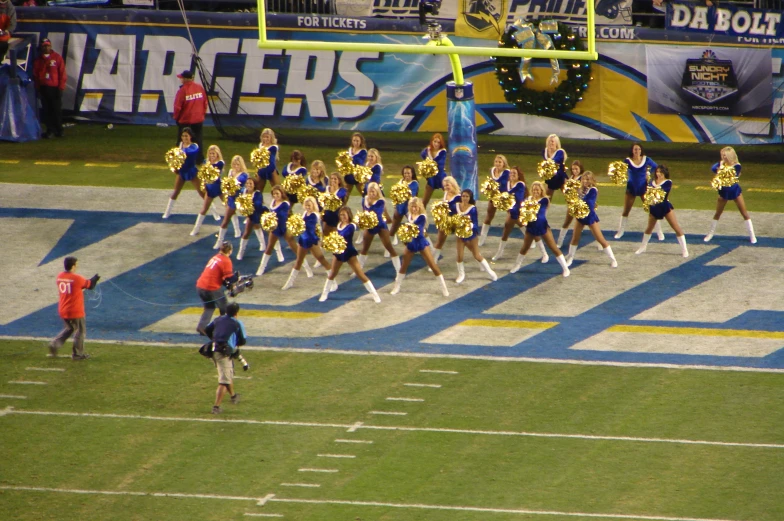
205 302 247 415
196 241 237 336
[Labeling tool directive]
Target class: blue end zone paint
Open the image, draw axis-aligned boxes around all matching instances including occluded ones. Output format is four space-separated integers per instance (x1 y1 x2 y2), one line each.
2 207 783 369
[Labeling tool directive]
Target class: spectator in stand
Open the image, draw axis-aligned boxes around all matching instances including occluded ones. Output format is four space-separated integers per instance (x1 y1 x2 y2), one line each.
173 70 208 163
33 38 67 139
0 0 17 62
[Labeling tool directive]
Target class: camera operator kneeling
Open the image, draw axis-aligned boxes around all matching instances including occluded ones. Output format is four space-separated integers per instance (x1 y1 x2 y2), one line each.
203 302 248 415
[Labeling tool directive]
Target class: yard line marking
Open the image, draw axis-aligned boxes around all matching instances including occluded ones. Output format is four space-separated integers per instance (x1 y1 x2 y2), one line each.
34 161 70 166
0 159 21 164
609 325 784 339
298 468 339 473
0 406 13 417
694 186 714 191
26 367 66 372
369 411 407 416
134 164 170 170
461 318 559 329
257 494 276 506
10 410 784 449
347 421 363 432
334 439 373 444
84 163 120 168
317 454 355 459
419 370 459 374
280 483 320 488
180 307 322 319
0 395 27 399
244 514 283 518
747 187 784 193
386 397 425 402
8 381 47 385
0 485 759 520
404 383 441 388
234 376 253 380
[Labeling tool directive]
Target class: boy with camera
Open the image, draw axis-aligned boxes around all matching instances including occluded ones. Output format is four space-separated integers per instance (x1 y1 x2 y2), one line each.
202 302 248 414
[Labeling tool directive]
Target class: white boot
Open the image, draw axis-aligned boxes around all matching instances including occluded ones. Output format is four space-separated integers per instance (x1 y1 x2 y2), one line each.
256 253 271 276
213 228 227 250
654 221 665 241
492 241 506 262
364 280 381 303
537 240 549 263
677 235 689 258
329 279 338 293
319 278 331 302
745 219 757 244
282 269 299 290
354 233 363 245
431 247 441 263
274 241 284 262
392 235 399 246
383 249 391 258
190 214 206 236
303 261 314 278
480 259 497 281
604 246 618 268
556 254 570 277
614 216 627 239
391 273 404 295
556 227 569 248
704 219 718 242
455 262 465 284
236 239 249 260
510 253 526 274
162 198 175 219
478 223 490 246
636 234 652 255
231 215 242 238
391 256 401 272
312 259 322 269
210 203 222 221
565 244 577 267
358 254 368 270
436 274 449 297
254 228 266 251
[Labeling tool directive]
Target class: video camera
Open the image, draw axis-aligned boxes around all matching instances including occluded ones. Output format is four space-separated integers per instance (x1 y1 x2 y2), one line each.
419 0 442 25
226 274 255 297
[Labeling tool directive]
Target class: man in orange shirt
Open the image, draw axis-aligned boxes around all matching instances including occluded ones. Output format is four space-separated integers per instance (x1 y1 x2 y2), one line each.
196 241 236 336
49 256 99 360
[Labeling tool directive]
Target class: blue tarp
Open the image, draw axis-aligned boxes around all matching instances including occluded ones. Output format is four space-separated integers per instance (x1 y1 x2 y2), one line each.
0 65 40 143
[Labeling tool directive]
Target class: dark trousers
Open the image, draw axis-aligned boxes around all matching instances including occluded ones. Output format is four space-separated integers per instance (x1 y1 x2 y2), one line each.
177 122 205 164
50 318 86 357
197 287 227 334
0 41 8 63
39 86 63 137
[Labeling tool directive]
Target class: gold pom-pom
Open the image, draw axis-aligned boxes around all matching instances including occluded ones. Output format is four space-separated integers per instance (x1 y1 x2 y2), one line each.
165 147 186 173
642 185 666 213
197 162 220 192
491 192 515 212
354 210 379 230
537 159 557 181
322 231 347 254
297 184 319 201
562 178 581 203
335 151 355 178
608 161 628 185
480 178 500 199
430 200 454 234
390 181 413 205
221 176 241 199
353 165 372 184
260 212 278 232
250 146 270 170
453 214 473 239
282 174 305 195
416 157 439 179
319 192 342 212
568 199 590 219
396 222 419 244
711 165 739 191
286 213 306 237
518 197 541 226
235 193 255 217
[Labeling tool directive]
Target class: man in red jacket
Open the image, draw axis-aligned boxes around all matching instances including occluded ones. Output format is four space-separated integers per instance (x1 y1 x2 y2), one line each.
173 70 208 163
0 0 16 62
49 256 100 360
32 38 67 138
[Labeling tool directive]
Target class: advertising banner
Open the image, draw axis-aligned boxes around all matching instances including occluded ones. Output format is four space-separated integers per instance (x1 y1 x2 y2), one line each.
646 45 772 118
455 0 509 40
667 1 784 40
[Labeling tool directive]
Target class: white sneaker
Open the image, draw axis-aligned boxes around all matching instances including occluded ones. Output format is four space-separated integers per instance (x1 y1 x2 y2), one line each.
540 253 549 264
565 256 574 267
703 233 714 242
614 230 624 239
635 246 646 255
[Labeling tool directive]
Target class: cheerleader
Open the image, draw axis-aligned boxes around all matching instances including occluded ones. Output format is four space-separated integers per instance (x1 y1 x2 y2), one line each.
543 134 568 198
281 150 307 205
420 133 447 207
455 189 498 283
236 177 269 260
565 172 618 268
704 147 756 244
282 196 332 290
510 181 570 277
256 128 279 192
256 185 306 276
389 165 419 244
213 155 249 248
491 166 547 263
358 182 401 272
390 197 449 297
555 160 584 248
363 148 384 195
478 154 511 246
431 176 462 263
635 165 689 258
343 132 368 200
162 127 205 219
614 143 663 240
190 144 225 236
322 173 347 236
319 207 381 303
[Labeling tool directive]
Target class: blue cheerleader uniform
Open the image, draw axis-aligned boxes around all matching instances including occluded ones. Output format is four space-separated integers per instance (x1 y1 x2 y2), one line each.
624 156 658 197
543 148 567 191
491 167 510 193
525 197 550 237
712 162 742 200
334 222 359 262
363 164 383 195
423 148 447 190
204 160 225 199
445 193 461 215
257 144 278 181
270 200 290 238
297 212 321 249
396 180 419 216
343 147 367 186
648 179 674 220
507 181 526 221
282 162 307 204
363 197 388 235
577 187 600 226
457 205 480 242
322 187 346 227
178 143 199 181
406 213 430 253
226 172 249 210
248 191 268 225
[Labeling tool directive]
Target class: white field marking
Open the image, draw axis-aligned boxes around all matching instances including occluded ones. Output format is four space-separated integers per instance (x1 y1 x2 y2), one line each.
244 514 283 518
11 409 784 450
404 383 441 388
0 406 13 417
369 411 407 416
386 397 425 402
334 439 373 444
84 163 120 168
0 485 262 503
26 367 66 372
347 421 363 432
8 381 47 385
0 159 21 164
234 376 253 380
280 483 320 488
419 369 459 374
317 454 356 459
33 161 69 166
298 468 339 473
5 335 784 374
257 494 276 506
0 395 26 399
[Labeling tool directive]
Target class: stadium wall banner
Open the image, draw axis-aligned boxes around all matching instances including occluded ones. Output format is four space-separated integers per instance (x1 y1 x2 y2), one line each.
666 1 784 40
14 8 784 144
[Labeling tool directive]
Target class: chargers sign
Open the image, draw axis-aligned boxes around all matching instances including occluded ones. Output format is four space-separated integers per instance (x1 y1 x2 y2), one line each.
667 1 784 40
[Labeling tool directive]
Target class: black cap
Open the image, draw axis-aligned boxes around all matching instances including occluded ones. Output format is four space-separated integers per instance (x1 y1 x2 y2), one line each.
177 70 194 79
